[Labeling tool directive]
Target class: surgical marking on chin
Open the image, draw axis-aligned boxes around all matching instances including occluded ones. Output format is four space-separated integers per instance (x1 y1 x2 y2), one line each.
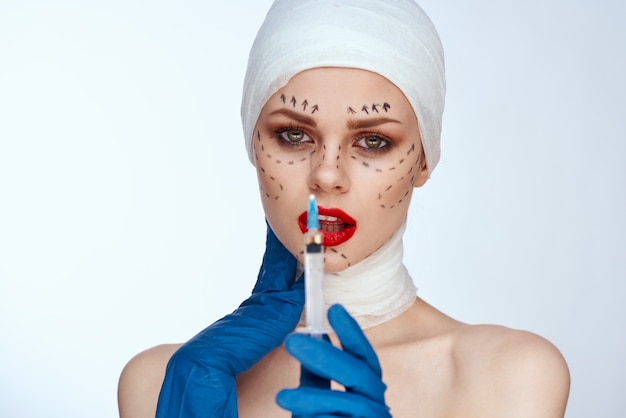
329 248 352 267
348 107 357 114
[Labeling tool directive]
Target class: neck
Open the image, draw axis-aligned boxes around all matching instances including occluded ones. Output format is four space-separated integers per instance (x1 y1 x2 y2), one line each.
300 221 417 330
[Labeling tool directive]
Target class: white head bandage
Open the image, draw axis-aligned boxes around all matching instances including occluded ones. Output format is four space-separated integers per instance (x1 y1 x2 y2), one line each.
241 0 446 174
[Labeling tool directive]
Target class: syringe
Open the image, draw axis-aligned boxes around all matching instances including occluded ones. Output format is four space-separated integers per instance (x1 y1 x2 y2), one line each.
304 194 326 337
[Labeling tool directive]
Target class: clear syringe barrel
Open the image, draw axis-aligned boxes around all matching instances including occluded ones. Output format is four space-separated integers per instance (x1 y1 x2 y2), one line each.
304 237 325 335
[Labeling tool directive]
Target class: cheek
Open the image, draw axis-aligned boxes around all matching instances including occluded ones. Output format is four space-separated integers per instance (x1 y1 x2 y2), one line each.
253 132 310 264
253 130 310 201
353 143 420 211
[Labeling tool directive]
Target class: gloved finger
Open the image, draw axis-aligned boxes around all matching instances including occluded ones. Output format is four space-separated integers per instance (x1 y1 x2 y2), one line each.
328 304 382 377
299 334 331 389
284 333 387 404
252 220 299 293
276 387 391 417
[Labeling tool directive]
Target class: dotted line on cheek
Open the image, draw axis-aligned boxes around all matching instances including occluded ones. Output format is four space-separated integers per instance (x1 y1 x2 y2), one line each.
255 130 323 203
375 144 420 208
337 147 342 162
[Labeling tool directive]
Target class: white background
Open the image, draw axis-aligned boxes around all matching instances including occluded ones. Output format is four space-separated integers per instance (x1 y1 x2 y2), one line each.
1 1 624 417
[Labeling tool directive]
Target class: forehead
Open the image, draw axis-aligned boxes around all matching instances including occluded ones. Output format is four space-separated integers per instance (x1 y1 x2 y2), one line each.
271 67 414 116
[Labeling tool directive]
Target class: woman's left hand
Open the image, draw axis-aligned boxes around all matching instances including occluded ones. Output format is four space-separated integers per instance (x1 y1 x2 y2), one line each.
276 304 392 417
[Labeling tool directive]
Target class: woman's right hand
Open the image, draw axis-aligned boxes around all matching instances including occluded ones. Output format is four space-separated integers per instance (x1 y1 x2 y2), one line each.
276 304 392 418
155 222 304 418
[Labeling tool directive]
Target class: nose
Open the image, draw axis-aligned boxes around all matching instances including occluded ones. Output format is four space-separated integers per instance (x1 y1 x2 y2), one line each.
308 143 350 194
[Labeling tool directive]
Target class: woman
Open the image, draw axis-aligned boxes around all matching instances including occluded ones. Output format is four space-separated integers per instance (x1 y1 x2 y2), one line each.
118 1 570 416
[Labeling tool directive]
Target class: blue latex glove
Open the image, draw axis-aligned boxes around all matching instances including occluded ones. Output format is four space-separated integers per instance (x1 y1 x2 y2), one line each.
156 223 304 417
276 304 392 417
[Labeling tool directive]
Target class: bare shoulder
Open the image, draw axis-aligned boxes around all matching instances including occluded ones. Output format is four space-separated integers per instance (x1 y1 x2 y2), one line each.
452 324 570 417
118 343 182 418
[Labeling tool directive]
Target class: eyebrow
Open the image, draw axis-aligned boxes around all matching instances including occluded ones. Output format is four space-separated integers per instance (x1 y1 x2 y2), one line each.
347 117 402 130
269 108 317 127
269 108 402 130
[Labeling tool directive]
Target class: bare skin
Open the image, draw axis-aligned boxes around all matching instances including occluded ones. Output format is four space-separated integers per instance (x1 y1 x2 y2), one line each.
118 298 569 417
118 68 570 417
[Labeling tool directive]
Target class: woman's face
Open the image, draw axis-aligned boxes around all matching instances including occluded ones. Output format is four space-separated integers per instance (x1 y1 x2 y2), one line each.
253 67 428 272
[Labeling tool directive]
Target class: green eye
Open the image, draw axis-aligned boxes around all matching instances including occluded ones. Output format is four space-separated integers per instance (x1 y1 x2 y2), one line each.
363 135 384 149
275 126 312 147
354 133 393 154
286 128 305 142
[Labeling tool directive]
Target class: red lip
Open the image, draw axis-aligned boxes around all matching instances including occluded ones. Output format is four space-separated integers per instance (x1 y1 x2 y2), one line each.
298 206 357 247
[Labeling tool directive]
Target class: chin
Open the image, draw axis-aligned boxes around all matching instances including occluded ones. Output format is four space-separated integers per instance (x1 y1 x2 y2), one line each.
323 256 356 273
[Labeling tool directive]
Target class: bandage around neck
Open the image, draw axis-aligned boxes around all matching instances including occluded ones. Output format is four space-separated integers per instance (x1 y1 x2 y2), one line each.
299 221 417 330
241 0 446 174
